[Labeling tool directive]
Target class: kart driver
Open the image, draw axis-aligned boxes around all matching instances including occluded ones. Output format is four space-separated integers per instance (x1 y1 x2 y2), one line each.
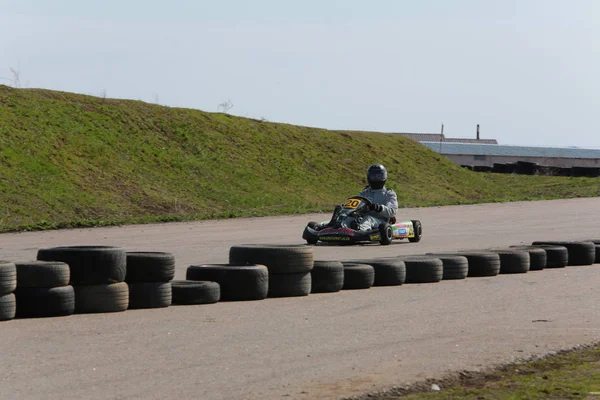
354 163 398 230
320 163 398 230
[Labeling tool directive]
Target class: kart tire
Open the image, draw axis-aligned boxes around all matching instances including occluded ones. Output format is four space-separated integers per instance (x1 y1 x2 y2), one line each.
0 261 17 296
408 220 422 243
529 245 568 268
455 252 501 277
310 261 344 293
125 252 175 283
398 257 443 283
186 264 269 301
341 263 374 290
229 244 314 274
425 254 469 280
531 241 595 266
15 261 70 288
346 258 405 286
37 246 126 285
171 280 220 305
487 250 530 274
0 293 16 321
508 246 547 270
14 286 75 318
74 282 129 314
268 272 311 298
302 225 319 245
127 282 172 309
379 223 393 246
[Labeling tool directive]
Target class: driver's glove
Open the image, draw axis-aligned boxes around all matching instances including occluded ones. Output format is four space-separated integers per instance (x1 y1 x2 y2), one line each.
367 203 383 213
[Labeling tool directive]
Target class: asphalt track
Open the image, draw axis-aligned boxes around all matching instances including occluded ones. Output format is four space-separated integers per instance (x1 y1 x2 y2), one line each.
0 198 599 400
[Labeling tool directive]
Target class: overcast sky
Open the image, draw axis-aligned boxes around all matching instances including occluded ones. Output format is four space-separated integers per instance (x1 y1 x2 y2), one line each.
1 1 599 147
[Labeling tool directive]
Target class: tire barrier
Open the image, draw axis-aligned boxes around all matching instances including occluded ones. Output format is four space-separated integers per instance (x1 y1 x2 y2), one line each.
1 239 598 321
229 244 314 298
310 261 344 293
531 241 595 266
15 261 74 318
529 245 569 268
186 264 269 301
423 254 469 280
341 263 375 290
37 246 129 314
171 280 220 305
508 246 547 270
345 258 406 286
398 256 443 283
126 252 174 309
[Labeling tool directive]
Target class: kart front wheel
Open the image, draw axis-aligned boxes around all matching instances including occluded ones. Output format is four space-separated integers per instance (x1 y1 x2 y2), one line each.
409 220 422 243
302 223 319 245
379 223 393 246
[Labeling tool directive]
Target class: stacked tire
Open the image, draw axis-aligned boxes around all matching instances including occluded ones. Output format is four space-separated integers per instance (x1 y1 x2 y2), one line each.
531 241 595 266
310 261 344 293
0 261 16 321
229 245 314 298
126 252 174 309
37 246 128 314
14 261 74 318
186 264 268 301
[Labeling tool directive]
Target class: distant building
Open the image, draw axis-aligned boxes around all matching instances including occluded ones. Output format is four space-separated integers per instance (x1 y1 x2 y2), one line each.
397 132 498 145
421 142 600 168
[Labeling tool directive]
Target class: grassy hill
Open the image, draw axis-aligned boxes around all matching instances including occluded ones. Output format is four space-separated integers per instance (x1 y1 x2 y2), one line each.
0 85 598 232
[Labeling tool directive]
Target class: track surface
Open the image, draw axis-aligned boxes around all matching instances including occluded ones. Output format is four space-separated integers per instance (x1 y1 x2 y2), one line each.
0 198 599 400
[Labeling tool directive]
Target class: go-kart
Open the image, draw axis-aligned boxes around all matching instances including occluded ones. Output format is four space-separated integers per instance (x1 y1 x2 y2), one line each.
302 196 422 245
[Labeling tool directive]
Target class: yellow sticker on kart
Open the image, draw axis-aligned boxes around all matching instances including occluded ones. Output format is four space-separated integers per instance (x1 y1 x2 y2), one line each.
343 198 361 209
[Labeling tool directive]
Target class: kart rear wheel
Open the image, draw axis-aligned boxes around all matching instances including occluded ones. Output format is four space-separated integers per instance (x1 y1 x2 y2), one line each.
302 224 319 245
379 223 393 246
409 220 422 243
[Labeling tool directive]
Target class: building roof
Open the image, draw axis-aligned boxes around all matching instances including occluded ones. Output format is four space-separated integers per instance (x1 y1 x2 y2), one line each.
421 142 600 159
397 133 498 144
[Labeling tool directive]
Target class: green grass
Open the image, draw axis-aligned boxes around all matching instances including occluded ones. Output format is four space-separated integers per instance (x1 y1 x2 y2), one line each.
0 85 599 232
370 344 600 399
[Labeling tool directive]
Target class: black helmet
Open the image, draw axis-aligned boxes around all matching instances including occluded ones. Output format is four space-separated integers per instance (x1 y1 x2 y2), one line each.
367 164 387 189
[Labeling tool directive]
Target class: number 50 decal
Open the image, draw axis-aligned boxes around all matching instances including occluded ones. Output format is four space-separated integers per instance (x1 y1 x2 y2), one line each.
343 198 361 209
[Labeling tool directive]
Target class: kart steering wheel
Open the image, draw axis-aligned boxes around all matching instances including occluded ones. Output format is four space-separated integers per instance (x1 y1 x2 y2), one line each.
352 196 372 205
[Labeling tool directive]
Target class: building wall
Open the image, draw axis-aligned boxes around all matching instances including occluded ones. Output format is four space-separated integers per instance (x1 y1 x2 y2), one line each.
444 154 600 168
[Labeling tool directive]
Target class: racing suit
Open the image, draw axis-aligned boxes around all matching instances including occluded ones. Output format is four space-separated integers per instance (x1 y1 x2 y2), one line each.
356 187 398 231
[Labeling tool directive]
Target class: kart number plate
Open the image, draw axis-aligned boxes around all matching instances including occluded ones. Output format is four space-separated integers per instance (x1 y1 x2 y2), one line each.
343 199 361 209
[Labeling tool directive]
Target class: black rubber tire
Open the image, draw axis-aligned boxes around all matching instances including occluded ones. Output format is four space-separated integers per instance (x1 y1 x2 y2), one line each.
310 261 344 293
15 261 70 288
0 293 16 321
341 263 375 290
15 286 75 318
425 254 469 280
186 264 269 301
508 246 547 270
302 224 319 245
171 280 220 305
531 241 595 266
74 282 129 313
346 258 405 286
399 257 443 283
487 250 530 274
127 282 172 309
229 244 314 274
408 220 422 243
581 240 600 263
456 252 501 277
37 246 126 285
0 261 17 296
379 223 393 245
125 252 175 283
529 245 568 268
268 272 311 298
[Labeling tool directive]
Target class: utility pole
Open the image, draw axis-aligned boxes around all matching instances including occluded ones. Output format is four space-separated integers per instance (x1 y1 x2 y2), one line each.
439 123 444 153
